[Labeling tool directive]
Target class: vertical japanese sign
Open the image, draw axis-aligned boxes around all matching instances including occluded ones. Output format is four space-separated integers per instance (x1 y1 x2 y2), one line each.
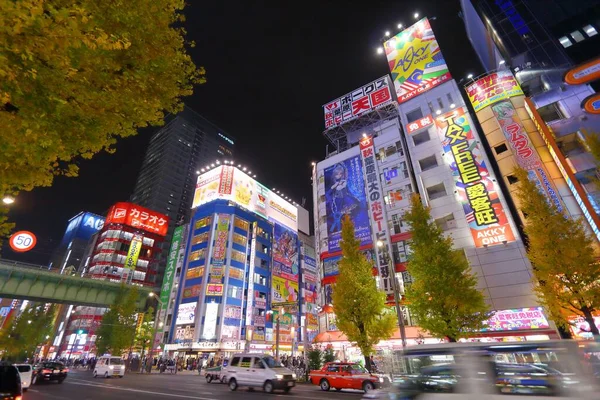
124 234 143 269
359 136 394 297
245 222 257 327
436 108 516 247
324 155 371 252
211 215 230 266
323 76 393 129
384 18 451 103
159 226 184 313
490 101 563 212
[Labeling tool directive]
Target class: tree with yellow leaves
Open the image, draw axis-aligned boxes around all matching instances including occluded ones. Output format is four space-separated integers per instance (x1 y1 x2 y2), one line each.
0 0 204 196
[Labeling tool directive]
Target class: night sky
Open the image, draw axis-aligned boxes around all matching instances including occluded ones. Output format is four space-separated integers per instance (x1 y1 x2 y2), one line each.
2 0 483 264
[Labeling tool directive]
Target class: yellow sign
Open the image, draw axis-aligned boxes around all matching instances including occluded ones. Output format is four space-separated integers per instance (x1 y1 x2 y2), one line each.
272 276 299 304
384 18 451 103
124 234 143 270
465 71 524 111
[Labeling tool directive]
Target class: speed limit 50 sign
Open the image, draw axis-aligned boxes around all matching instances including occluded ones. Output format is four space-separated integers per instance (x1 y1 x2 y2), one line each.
9 231 37 252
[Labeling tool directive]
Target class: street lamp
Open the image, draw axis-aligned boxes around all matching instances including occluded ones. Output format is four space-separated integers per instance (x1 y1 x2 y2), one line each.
376 240 407 349
2 196 14 205
268 306 285 361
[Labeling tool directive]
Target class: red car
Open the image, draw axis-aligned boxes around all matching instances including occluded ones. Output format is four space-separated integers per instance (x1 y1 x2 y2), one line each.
309 362 382 392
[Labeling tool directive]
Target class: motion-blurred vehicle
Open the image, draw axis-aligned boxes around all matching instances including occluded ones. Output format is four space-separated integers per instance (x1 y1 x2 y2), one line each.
205 365 227 383
93 356 124 378
31 361 68 385
309 362 383 392
362 340 598 399
14 365 32 391
227 353 296 393
0 362 22 400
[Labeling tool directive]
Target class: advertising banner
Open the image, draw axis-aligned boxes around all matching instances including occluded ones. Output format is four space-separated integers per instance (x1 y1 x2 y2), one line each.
406 114 434 134
564 56 600 85
160 225 184 306
224 305 242 319
491 100 563 212
206 283 224 296
124 234 143 270
182 284 202 299
359 136 394 296
202 302 219 340
272 276 299 304
192 167 298 231
582 92 600 115
569 315 600 339
384 18 451 103
106 202 168 236
254 315 266 327
465 71 524 111
228 267 244 280
302 244 317 271
221 325 240 340
482 307 550 332
209 266 223 284
323 255 342 278
252 327 265 341
186 266 204 280
60 212 105 247
176 303 196 325
272 223 299 281
306 313 319 331
211 215 230 266
323 76 394 129
436 108 516 247
324 155 371 253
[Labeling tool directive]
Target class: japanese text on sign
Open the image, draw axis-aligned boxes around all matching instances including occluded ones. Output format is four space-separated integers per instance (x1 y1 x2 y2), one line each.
406 115 434 134
359 136 394 297
324 76 393 129
106 202 169 236
465 71 524 111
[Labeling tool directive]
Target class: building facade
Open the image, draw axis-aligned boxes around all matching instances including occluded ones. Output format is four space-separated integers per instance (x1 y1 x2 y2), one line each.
162 164 312 360
130 107 235 287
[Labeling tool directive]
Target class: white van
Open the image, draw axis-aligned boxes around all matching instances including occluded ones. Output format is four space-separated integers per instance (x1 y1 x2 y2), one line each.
93 356 125 378
15 364 32 391
227 353 296 393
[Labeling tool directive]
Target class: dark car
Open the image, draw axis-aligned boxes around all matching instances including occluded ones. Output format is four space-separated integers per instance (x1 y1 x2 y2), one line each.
0 362 22 400
31 361 68 385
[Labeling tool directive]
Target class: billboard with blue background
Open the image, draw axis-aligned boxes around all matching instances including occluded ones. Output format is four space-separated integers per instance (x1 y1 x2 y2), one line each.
324 155 371 252
59 211 105 247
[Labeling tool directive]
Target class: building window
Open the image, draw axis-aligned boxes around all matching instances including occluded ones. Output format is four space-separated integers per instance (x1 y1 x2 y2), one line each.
392 240 410 263
191 232 209 245
537 102 564 123
385 188 405 206
418 155 438 171
227 285 243 299
188 249 206 262
583 24 598 37
558 36 572 48
434 213 456 231
194 217 211 230
231 250 246 264
391 213 404 234
232 233 248 247
437 97 444 110
507 175 519 184
494 143 509 155
406 108 424 123
229 267 244 280
412 130 430 146
234 217 249 231
570 30 585 43
446 93 454 104
426 183 446 200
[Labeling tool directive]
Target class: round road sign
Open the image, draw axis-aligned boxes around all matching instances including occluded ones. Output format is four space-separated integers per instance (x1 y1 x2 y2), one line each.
9 231 37 253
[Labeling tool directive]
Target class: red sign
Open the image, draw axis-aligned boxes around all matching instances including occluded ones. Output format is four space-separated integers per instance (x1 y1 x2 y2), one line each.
9 231 37 253
324 76 393 129
406 114 434 134
582 92 600 115
564 57 600 85
105 202 169 236
219 165 235 194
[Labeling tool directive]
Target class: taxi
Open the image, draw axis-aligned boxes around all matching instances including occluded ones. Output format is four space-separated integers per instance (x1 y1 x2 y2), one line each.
309 362 382 392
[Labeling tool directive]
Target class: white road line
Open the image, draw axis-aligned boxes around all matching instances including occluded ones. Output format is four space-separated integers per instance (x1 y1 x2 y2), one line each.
67 381 218 400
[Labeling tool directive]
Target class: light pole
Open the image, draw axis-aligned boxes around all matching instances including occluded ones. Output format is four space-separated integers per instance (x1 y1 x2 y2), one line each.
147 292 164 371
268 306 285 361
376 240 407 349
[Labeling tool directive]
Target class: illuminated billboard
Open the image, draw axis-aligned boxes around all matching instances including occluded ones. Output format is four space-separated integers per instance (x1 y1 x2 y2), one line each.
192 166 298 231
272 223 299 282
436 108 515 247
384 18 451 103
105 202 169 236
482 307 550 332
123 234 143 269
175 303 196 325
465 71 524 111
60 212 105 247
323 76 394 129
323 155 371 252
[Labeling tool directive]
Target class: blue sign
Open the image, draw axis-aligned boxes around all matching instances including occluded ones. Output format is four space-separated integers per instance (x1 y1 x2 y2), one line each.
59 212 105 247
324 155 371 253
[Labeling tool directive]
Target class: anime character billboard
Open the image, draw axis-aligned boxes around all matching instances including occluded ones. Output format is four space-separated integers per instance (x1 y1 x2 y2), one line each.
324 155 371 253
272 223 299 281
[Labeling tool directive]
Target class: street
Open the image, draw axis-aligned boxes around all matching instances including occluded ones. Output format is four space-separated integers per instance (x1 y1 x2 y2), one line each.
25 369 366 400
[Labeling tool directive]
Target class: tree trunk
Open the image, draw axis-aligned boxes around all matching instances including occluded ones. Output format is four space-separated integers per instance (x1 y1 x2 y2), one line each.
582 308 600 337
447 336 457 343
364 354 372 372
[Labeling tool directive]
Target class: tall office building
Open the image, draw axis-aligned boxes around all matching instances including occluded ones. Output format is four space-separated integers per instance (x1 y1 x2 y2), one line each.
131 107 235 287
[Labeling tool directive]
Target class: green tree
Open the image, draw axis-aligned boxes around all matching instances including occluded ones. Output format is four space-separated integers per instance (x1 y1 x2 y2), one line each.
514 167 600 336
323 347 336 364
135 307 154 362
403 194 490 342
307 347 323 371
0 0 204 197
0 304 57 361
332 216 396 371
96 286 139 356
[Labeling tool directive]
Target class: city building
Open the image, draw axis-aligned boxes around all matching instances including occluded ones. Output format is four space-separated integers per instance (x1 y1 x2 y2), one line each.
460 0 600 244
130 106 235 288
161 163 312 362
51 202 168 359
312 18 558 361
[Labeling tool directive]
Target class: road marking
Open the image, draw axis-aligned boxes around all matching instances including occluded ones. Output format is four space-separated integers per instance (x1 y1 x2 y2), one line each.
67 381 218 400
